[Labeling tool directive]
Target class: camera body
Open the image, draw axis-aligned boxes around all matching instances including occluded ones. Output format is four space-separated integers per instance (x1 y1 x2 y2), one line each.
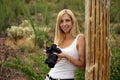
45 44 62 68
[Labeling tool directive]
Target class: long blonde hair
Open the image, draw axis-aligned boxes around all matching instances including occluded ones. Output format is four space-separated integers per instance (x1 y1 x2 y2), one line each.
54 9 80 45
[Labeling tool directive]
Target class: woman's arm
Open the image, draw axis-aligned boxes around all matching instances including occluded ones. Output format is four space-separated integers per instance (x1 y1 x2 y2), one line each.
55 34 85 70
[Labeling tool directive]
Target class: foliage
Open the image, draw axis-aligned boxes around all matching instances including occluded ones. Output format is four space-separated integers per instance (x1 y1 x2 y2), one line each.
111 24 120 34
0 0 24 33
6 20 35 41
110 0 120 34
110 27 120 80
75 69 85 80
2 46 50 80
110 0 120 23
110 47 120 80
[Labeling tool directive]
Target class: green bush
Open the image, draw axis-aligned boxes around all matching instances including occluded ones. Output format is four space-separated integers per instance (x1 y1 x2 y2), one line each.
114 24 120 34
2 47 50 80
110 47 120 80
75 69 85 80
0 0 24 32
110 0 120 23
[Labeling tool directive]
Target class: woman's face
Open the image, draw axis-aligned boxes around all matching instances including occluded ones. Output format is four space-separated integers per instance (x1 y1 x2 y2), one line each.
59 13 73 33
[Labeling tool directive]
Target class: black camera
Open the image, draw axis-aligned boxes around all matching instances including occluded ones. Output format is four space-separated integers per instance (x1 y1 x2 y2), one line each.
44 44 62 68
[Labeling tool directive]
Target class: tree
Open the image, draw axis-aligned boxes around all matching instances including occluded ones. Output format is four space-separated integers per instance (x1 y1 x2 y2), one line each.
85 0 110 80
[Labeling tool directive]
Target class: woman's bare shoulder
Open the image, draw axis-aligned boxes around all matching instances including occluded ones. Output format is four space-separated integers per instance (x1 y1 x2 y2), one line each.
77 33 85 46
78 33 85 38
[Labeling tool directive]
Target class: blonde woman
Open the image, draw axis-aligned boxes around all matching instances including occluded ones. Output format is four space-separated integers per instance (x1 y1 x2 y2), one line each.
45 9 85 80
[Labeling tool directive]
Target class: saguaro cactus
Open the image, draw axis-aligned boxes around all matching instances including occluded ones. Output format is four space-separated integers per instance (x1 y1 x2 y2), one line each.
85 0 110 80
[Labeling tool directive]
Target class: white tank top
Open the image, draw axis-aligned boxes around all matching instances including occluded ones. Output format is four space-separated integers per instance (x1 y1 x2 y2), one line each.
48 34 80 79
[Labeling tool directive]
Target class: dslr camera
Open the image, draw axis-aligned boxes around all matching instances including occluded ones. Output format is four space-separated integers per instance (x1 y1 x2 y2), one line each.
45 44 62 68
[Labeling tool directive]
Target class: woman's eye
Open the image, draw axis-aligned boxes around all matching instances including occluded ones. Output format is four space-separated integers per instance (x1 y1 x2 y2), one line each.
60 19 71 23
60 20 63 23
66 19 71 22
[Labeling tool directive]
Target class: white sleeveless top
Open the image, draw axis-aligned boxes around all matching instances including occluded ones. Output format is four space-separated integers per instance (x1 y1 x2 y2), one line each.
48 35 80 79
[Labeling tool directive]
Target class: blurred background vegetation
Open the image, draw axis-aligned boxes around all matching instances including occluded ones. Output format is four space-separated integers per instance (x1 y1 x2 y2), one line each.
0 0 120 80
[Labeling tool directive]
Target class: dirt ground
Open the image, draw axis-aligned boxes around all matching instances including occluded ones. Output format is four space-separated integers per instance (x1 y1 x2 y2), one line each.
0 37 28 80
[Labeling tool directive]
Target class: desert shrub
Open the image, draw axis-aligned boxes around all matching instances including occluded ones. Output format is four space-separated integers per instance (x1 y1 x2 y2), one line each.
110 29 120 80
110 47 120 80
0 0 24 32
2 46 50 80
75 69 85 80
114 24 120 34
35 25 52 48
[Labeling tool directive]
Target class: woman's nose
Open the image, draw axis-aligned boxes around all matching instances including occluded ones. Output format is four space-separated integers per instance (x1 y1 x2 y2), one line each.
62 21 66 25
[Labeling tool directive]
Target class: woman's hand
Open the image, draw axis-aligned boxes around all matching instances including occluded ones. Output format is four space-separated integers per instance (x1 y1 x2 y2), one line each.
54 52 66 58
54 52 67 63
43 49 48 57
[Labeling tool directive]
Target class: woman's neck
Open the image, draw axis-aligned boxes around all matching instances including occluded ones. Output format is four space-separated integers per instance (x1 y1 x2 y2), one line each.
64 33 74 40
